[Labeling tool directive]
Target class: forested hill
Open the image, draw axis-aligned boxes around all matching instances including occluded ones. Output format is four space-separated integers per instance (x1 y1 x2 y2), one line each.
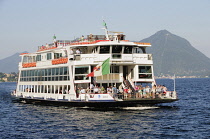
141 30 210 76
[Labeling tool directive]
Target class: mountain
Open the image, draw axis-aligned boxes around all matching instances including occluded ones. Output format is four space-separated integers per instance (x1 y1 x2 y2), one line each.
1 30 210 77
141 30 210 76
0 52 27 73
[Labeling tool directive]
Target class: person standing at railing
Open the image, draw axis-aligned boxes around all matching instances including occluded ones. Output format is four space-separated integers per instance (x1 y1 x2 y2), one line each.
112 85 117 98
94 86 99 94
100 86 105 93
162 85 167 95
76 48 81 54
80 87 86 94
118 86 123 99
46 43 49 49
70 48 74 54
152 85 156 98
107 86 112 94
127 87 132 98
145 86 150 98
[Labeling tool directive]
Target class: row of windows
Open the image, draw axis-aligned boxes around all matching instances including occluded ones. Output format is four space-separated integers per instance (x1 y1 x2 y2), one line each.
99 45 139 54
20 76 70 81
19 66 151 81
23 52 67 63
19 85 71 94
20 67 69 81
21 67 68 77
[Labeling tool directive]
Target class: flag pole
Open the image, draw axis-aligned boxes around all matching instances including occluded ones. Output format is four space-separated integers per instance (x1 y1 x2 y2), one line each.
174 74 176 92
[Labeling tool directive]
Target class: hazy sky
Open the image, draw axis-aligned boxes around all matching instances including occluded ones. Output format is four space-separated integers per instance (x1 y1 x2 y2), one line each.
0 0 210 59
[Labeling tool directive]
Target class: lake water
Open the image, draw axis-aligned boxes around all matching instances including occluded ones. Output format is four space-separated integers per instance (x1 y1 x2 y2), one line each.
0 78 210 138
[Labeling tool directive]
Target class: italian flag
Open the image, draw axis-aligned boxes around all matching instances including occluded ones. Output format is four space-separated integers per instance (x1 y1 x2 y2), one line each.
87 58 110 77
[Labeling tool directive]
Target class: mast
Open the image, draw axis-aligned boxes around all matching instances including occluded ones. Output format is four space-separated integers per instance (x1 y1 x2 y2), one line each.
103 20 109 40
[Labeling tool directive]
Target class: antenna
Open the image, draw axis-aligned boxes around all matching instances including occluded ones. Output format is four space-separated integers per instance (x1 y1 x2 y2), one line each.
102 20 109 40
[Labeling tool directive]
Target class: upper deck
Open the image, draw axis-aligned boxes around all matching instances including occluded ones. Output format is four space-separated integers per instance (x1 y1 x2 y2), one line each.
19 33 152 69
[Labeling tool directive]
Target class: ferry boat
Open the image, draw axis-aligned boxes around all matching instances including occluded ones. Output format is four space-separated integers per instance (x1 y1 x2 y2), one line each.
12 22 178 107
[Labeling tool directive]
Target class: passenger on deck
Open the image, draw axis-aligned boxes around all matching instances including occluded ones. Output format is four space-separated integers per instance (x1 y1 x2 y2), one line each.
107 86 112 94
162 85 167 95
90 84 94 93
112 85 118 98
70 48 74 54
80 35 84 41
100 86 105 93
76 87 80 98
142 87 146 98
145 86 151 98
76 48 81 54
94 86 99 94
128 87 132 98
152 85 157 98
118 86 124 99
46 43 49 48
59 89 63 94
80 87 86 94
123 87 128 99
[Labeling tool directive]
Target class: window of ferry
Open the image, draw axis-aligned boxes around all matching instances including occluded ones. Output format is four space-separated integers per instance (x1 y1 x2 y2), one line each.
133 47 144 53
36 55 41 61
75 67 89 74
47 53 52 60
112 45 122 53
75 66 89 80
99 46 110 54
124 46 132 54
111 66 119 73
55 68 59 75
138 66 152 79
64 67 68 75
60 67 64 75
54 53 62 59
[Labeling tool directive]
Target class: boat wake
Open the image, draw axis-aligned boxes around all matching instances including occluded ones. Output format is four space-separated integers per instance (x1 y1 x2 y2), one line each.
77 106 160 111
122 106 159 110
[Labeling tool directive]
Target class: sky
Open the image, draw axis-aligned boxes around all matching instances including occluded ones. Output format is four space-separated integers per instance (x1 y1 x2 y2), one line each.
0 0 210 59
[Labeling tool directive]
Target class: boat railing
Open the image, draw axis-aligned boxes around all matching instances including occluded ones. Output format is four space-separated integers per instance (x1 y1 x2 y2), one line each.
76 88 177 100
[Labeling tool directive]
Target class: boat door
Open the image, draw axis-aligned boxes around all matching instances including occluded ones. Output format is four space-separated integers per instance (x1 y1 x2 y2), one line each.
123 66 128 80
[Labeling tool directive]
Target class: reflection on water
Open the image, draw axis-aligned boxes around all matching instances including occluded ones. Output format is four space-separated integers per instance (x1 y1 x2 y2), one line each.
6 103 178 138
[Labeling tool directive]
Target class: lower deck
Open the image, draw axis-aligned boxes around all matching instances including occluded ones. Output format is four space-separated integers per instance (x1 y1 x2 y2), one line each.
12 89 178 107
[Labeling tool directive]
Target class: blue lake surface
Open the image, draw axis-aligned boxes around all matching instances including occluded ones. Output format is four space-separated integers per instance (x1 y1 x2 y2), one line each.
0 78 210 138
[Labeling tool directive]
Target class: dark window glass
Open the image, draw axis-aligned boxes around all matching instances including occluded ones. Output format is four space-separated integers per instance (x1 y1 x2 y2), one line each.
36 55 41 61
111 66 119 73
52 68 55 75
60 67 64 75
138 66 152 73
64 67 68 75
99 46 110 54
48 69 51 75
75 67 89 74
47 53 52 60
124 46 132 54
31 70 35 76
55 68 59 75
112 45 122 53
